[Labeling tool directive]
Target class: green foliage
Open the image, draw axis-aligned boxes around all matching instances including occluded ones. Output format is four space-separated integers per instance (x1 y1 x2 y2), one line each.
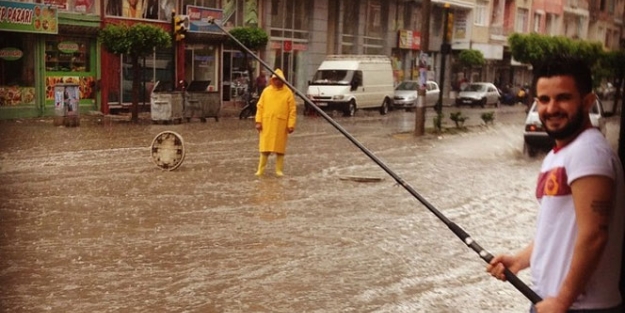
481 112 495 125
228 27 269 50
458 50 485 68
449 111 467 128
597 50 625 81
98 23 171 123
508 33 603 67
98 23 171 57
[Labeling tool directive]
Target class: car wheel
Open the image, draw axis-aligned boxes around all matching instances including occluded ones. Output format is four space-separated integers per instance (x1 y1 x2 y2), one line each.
379 98 391 115
343 100 356 117
480 98 486 108
523 143 537 158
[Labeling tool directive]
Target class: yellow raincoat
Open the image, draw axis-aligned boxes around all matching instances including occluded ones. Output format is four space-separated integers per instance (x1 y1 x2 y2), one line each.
255 69 297 154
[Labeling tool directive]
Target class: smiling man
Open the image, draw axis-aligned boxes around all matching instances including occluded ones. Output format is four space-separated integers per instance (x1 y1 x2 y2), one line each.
487 55 624 313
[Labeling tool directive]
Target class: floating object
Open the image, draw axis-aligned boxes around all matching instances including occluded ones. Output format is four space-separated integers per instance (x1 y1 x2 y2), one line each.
151 131 185 171
339 175 384 182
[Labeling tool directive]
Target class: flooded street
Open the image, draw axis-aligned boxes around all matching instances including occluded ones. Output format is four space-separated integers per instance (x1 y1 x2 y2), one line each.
0 105 621 312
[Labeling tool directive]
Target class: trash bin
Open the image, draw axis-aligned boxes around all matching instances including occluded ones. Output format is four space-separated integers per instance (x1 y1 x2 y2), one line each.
185 80 221 122
150 81 184 124
53 83 80 127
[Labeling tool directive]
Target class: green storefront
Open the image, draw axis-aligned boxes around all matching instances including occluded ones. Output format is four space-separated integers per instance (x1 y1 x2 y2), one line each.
0 0 100 120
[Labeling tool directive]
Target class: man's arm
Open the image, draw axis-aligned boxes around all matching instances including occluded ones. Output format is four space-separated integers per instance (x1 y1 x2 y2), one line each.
539 175 613 311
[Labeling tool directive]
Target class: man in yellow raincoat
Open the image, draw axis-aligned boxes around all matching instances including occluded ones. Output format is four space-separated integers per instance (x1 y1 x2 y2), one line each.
254 69 297 177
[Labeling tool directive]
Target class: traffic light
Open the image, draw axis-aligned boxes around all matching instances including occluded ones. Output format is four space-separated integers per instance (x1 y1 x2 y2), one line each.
445 11 454 43
173 15 189 41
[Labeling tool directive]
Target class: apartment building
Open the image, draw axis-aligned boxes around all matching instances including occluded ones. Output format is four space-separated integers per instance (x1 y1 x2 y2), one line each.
0 0 623 119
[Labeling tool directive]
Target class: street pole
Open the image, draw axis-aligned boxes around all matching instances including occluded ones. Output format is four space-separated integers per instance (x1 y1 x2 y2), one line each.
437 4 452 117
171 10 176 91
414 0 431 136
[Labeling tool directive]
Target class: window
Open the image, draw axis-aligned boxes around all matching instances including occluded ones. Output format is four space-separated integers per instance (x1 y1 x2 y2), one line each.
271 0 309 38
366 1 382 37
474 1 488 26
409 8 421 31
0 33 36 106
364 0 383 54
545 13 557 36
120 50 173 103
515 8 528 33
533 13 541 33
105 0 176 21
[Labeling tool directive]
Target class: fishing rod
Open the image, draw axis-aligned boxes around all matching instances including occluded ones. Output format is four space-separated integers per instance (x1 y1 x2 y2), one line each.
207 17 542 305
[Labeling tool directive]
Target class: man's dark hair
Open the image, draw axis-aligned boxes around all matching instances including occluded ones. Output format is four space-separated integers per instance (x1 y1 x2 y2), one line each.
531 55 593 96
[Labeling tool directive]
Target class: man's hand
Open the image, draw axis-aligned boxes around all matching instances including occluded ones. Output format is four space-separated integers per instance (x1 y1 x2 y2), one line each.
255 123 262 132
287 127 294 134
486 254 521 281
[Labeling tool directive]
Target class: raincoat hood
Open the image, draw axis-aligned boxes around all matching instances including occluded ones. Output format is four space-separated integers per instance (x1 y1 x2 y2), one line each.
270 69 286 87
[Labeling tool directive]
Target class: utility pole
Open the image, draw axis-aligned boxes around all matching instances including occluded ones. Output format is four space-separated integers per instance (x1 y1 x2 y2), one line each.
171 10 176 90
414 0 431 136
437 3 452 117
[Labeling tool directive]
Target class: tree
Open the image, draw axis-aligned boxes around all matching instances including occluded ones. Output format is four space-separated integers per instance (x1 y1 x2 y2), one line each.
99 23 171 123
597 50 625 114
508 33 603 68
457 49 485 82
228 26 269 93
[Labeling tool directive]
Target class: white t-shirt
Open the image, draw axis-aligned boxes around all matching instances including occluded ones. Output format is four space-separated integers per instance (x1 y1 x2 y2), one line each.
531 128 624 309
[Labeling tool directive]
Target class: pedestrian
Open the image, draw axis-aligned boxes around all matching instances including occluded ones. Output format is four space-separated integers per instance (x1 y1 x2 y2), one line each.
254 69 296 177
255 70 267 95
486 55 624 313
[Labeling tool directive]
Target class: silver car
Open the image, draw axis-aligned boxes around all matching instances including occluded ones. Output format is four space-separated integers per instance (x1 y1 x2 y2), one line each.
523 99 606 157
393 80 440 110
455 82 501 107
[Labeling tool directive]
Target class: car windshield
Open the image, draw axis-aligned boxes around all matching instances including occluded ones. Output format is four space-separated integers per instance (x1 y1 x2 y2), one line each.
310 70 353 85
396 81 418 91
466 84 486 92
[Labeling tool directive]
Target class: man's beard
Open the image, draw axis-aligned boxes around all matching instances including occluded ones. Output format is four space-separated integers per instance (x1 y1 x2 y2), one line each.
541 105 585 140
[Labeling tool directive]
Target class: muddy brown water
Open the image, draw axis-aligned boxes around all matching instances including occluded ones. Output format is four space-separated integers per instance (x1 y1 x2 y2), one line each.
0 107 620 312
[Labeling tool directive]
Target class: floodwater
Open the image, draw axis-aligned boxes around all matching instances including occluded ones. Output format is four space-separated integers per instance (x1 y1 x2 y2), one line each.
0 106 620 312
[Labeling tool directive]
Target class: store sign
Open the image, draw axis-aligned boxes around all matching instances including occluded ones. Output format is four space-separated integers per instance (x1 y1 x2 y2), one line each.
58 41 79 53
0 1 58 34
0 47 23 61
185 5 223 33
397 30 421 50
270 41 307 51
283 40 292 52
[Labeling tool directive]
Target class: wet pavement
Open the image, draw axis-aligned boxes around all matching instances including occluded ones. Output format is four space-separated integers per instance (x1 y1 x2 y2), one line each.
0 104 621 312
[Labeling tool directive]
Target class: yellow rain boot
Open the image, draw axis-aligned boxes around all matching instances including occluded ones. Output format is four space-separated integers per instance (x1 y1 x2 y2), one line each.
255 152 269 176
275 154 285 177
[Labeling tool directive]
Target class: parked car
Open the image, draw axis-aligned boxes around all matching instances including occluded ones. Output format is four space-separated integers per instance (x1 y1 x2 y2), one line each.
523 99 606 157
392 80 440 110
455 82 500 107
596 82 615 100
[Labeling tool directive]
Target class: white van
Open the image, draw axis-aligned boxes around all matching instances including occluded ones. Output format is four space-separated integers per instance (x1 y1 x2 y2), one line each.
306 55 394 117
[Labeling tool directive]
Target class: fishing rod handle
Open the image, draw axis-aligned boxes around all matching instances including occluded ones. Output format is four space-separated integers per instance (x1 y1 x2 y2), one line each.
503 267 542 304
449 222 542 304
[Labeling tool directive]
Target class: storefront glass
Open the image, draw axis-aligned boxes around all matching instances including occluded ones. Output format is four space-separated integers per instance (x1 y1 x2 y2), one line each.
44 37 96 104
185 45 218 90
121 51 173 104
0 33 36 107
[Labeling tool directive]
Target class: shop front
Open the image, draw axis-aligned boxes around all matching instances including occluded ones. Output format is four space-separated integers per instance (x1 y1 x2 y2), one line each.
0 0 99 120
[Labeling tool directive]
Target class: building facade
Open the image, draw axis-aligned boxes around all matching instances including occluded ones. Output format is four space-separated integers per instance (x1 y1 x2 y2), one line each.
0 0 623 119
